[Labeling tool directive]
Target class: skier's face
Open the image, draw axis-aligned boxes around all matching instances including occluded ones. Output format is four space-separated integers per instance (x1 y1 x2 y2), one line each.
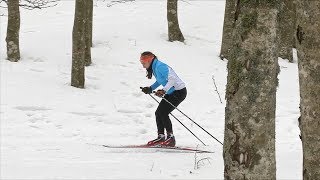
140 55 153 69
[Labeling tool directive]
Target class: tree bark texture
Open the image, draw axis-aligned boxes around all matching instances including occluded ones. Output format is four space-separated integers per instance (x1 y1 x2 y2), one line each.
71 0 86 88
296 1 320 179
88 0 93 48
223 1 279 180
84 0 93 66
220 0 237 60
167 0 184 42
6 0 20 62
278 0 296 62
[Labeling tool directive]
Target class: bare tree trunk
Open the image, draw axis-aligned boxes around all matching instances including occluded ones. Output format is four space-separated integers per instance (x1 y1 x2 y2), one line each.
220 0 237 60
167 0 184 42
223 1 279 179
88 0 93 48
6 0 20 62
71 0 86 88
278 0 296 62
296 1 320 179
84 0 93 66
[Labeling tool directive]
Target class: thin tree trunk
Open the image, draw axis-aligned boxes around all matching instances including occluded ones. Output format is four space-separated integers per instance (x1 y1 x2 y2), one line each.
88 0 93 48
278 0 296 62
167 0 184 42
71 0 86 88
223 1 279 179
6 0 20 62
220 0 237 60
84 0 93 66
296 1 320 179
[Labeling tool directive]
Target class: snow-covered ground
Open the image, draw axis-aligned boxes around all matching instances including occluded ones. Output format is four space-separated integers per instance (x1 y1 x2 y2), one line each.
0 1 302 179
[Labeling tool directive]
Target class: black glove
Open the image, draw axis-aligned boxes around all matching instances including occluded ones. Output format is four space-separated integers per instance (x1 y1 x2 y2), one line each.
155 89 166 97
141 86 152 94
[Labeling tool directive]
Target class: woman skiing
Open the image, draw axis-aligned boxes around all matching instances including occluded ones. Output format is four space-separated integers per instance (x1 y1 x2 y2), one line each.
140 51 187 147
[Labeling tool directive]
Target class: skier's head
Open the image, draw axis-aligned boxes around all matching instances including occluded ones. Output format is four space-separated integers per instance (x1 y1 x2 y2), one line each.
140 51 155 69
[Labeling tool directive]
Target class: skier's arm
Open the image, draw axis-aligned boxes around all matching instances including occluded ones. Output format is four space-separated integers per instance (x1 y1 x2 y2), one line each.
150 81 160 90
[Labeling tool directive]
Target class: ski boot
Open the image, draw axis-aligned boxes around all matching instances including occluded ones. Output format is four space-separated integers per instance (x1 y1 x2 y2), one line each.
161 134 176 147
147 134 165 146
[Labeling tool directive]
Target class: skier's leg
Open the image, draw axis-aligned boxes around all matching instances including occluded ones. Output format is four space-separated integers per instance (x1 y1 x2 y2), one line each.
156 99 174 133
162 88 187 133
155 102 165 135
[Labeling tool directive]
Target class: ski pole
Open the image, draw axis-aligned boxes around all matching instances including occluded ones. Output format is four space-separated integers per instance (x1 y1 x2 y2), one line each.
155 91 223 146
140 87 206 146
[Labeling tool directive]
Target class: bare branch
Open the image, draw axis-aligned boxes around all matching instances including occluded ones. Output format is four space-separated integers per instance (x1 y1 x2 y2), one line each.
19 0 60 10
212 74 223 104
0 0 59 10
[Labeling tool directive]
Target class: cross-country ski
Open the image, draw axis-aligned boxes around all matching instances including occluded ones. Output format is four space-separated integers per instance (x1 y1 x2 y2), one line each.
102 144 214 153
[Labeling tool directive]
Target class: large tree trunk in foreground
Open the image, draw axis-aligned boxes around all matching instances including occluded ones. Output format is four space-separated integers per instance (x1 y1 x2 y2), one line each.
296 0 320 179
223 1 279 179
220 0 237 60
278 0 296 62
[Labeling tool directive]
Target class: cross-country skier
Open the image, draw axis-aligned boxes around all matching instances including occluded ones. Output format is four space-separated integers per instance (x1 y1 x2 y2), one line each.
140 51 187 147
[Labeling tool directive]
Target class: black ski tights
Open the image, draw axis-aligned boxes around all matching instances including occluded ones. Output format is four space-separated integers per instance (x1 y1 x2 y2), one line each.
155 88 187 135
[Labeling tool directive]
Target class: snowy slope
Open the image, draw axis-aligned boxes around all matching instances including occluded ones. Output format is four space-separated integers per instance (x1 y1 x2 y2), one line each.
0 1 301 179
